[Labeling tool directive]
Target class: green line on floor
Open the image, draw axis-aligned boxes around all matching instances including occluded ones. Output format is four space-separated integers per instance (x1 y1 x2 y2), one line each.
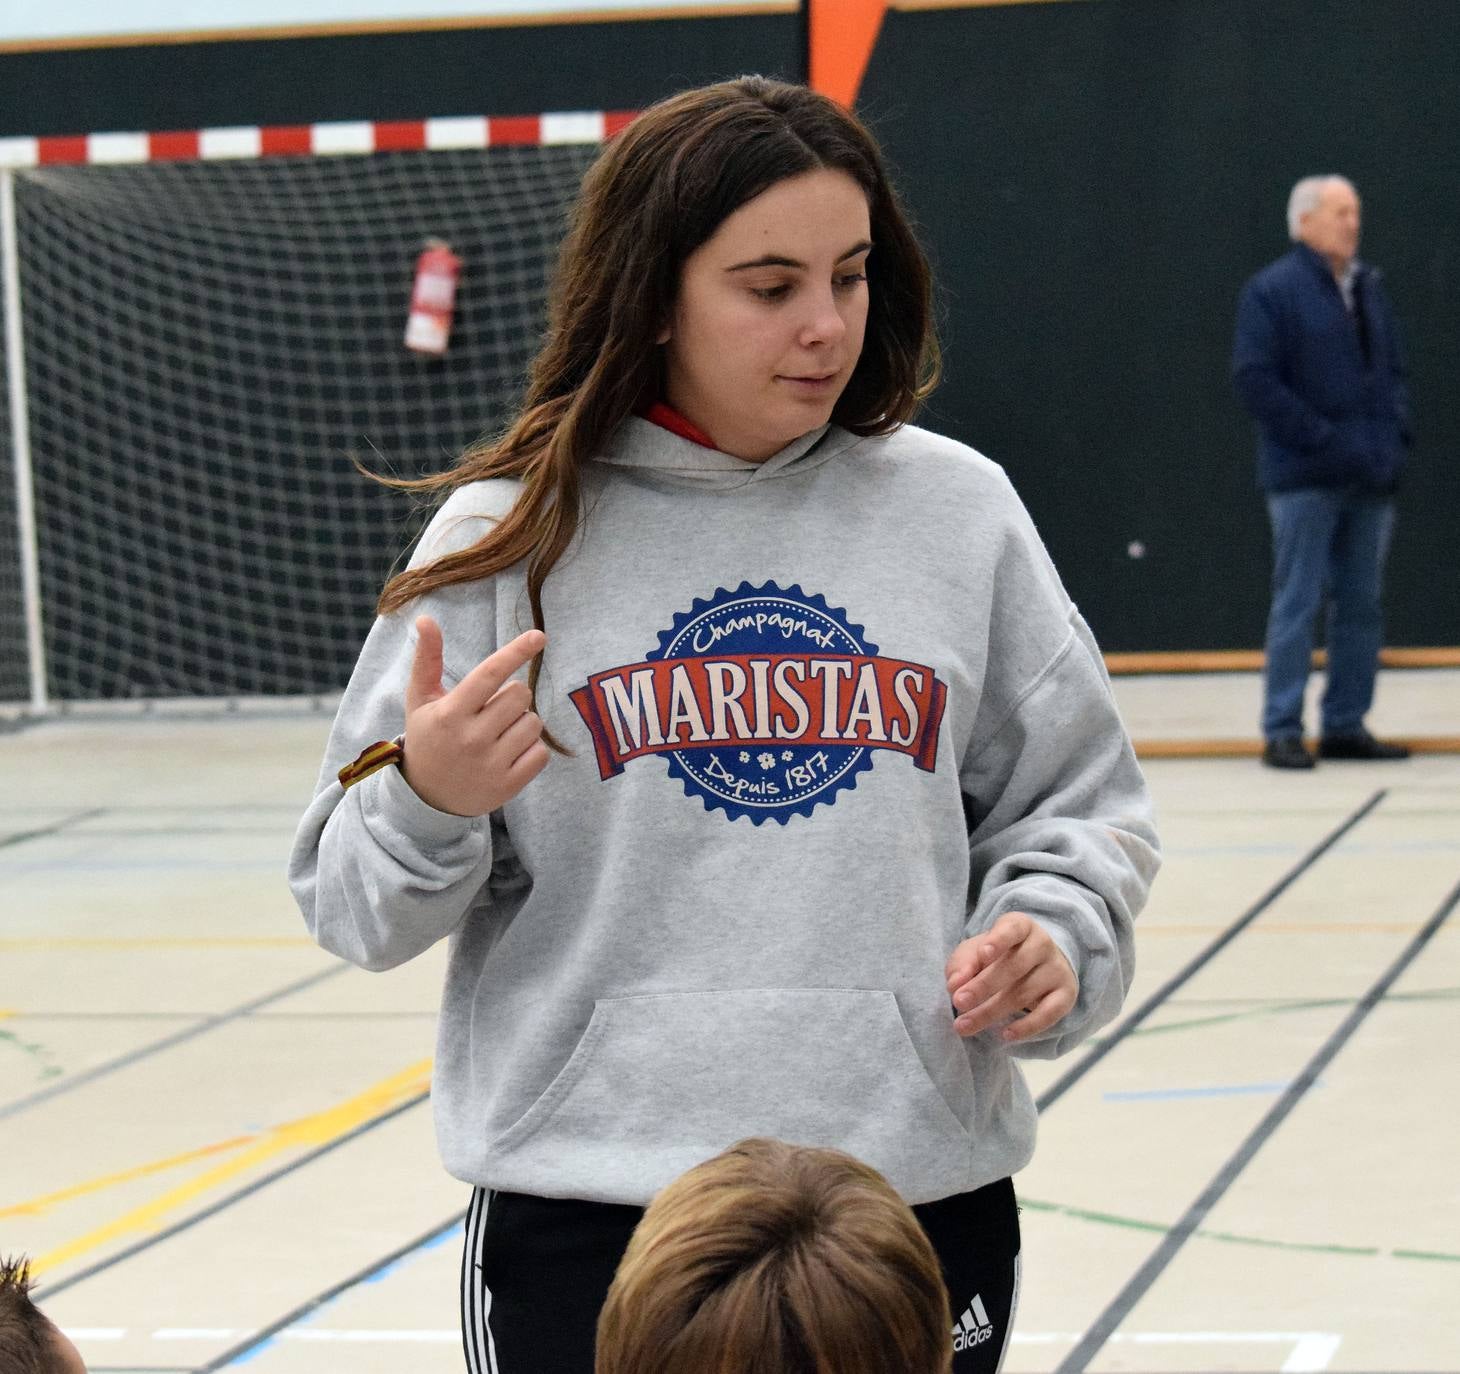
1021 1197 1459 1263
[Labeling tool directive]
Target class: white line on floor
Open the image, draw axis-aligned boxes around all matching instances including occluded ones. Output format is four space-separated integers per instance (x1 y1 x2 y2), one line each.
67 1324 1342 1367
1008 1330 1341 1371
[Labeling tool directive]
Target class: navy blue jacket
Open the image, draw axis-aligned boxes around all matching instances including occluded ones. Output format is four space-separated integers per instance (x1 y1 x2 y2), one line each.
1232 243 1412 494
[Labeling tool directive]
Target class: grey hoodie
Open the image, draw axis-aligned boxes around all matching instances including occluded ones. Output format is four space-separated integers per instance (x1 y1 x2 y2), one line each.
289 417 1159 1206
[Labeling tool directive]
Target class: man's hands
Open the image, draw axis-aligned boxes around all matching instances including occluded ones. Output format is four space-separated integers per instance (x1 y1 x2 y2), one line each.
400 616 550 817
945 912 1078 1043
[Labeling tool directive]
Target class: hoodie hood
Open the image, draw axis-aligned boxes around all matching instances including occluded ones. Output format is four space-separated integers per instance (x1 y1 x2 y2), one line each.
593 416 861 488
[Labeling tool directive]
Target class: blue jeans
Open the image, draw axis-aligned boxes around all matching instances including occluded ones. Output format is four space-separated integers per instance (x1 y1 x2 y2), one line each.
1262 487 1395 741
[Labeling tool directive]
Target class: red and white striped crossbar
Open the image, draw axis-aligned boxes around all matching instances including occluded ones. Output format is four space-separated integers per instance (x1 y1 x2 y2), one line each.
0 111 639 168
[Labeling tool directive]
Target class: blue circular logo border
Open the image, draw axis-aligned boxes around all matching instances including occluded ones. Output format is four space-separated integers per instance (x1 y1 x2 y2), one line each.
647 581 879 825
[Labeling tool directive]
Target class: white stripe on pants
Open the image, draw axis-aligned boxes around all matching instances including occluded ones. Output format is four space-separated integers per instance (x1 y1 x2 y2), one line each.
992 1252 1021 1374
461 1187 499 1373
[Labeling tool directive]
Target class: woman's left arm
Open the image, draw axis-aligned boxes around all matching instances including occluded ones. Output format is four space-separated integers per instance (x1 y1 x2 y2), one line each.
949 612 1160 1058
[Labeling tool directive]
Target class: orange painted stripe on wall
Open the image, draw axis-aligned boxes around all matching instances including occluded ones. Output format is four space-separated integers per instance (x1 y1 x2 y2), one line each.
809 0 889 108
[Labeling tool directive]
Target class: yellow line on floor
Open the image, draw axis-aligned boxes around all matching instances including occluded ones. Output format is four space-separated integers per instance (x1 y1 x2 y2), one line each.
0 1136 256 1220
29 1058 432 1276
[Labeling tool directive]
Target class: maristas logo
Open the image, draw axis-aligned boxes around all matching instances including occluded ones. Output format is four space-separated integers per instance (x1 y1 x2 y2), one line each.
568 582 947 824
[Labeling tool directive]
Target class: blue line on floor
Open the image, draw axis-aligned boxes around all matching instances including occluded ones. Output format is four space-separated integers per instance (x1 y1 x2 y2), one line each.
219 1214 466 1369
1103 1081 1320 1102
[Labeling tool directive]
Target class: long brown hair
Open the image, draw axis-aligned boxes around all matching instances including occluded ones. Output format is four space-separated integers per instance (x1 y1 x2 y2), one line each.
377 76 940 733
595 1138 954 1374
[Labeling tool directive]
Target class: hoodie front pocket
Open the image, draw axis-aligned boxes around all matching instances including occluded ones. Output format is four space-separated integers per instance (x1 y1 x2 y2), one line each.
488 987 974 1201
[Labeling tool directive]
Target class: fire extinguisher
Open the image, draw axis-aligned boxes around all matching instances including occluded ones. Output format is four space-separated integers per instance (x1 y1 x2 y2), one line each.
404 238 461 356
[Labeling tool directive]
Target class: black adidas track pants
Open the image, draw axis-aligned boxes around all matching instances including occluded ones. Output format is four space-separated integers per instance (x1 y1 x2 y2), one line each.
461 1176 1020 1373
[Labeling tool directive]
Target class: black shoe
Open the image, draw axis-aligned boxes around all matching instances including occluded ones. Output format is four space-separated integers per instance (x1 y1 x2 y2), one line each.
1263 737 1315 769
1319 728 1411 760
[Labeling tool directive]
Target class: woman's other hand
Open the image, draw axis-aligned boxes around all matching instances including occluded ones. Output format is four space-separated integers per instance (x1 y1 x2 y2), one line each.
945 912 1078 1043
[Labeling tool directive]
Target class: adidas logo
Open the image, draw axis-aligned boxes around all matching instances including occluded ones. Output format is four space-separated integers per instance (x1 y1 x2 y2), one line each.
951 1294 994 1352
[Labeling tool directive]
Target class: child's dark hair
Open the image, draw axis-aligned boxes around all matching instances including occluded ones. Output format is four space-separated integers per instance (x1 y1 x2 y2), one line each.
0 1256 67 1374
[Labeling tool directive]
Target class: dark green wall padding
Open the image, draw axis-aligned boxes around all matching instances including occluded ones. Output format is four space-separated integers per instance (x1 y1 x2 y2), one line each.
860 0 1458 650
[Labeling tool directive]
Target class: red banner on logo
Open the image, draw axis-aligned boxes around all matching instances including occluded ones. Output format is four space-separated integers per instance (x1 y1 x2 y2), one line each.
569 652 946 780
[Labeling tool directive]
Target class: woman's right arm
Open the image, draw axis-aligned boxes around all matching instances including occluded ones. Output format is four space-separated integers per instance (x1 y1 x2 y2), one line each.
285 615 473 971
287 487 545 972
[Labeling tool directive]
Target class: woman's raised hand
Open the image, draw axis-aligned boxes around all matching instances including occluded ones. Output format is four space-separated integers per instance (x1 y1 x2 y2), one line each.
401 616 550 817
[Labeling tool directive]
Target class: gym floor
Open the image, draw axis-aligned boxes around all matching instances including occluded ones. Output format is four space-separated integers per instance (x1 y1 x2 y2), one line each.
3 668 1456 1373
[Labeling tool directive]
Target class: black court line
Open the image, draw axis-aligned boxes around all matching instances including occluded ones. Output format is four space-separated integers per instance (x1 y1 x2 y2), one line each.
0 806 107 850
1036 788 1386 1112
0 965 348 1122
192 1210 467 1372
1052 872 1460 1374
32 1089 429 1301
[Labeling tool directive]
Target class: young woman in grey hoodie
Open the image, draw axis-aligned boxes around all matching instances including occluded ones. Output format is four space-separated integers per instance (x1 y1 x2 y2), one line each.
290 75 1160 1374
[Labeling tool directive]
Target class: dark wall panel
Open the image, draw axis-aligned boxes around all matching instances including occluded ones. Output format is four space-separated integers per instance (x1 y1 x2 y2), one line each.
1243 1 1460 651
0 12 802 136
861 0 1458 651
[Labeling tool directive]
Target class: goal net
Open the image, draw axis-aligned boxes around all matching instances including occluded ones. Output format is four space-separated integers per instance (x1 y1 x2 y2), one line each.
0 140 599 707
0 258 23 704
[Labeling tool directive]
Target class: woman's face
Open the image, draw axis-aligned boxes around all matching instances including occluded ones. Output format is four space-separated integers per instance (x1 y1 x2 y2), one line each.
660 168 872 462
